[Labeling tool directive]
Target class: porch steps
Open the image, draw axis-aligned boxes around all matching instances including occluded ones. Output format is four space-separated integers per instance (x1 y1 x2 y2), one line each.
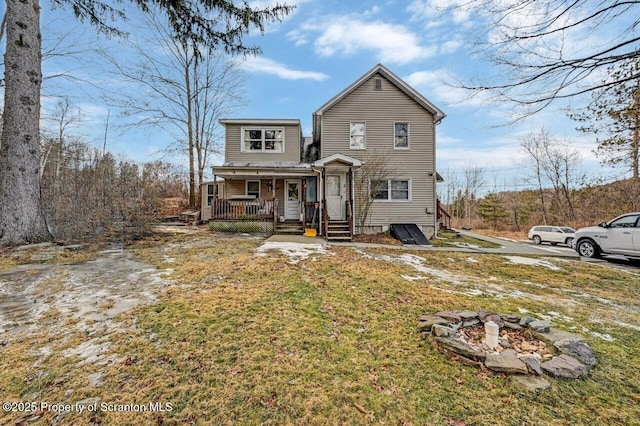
326 221 352 242
275 221 304 235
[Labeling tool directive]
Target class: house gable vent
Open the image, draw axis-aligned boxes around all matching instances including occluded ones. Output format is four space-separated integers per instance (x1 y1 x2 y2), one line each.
374 78 382 91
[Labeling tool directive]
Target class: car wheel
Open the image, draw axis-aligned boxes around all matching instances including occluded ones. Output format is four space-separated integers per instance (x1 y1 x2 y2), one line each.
577 239 600 258
532 235 542 245
565 237 573 246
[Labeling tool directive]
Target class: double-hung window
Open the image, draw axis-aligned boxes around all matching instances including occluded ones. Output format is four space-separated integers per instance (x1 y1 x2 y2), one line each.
242 128 284 153
394 122 409 149
371 179 411 201
206 184 215 206
350 122 366 150
246 180 260 198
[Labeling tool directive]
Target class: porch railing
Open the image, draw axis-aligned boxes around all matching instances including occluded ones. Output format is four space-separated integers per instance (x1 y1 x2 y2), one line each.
273 199 279 229
346 199 354 236
437 200 451 230
322 199 328 237
211 198 276 220
303 202 319 229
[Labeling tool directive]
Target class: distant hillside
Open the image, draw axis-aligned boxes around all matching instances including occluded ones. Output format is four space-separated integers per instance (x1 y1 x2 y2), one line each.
443 178 640 231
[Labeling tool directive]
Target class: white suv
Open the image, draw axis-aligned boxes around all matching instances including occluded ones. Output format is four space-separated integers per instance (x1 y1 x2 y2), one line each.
572 212 640 260
528 226 576 246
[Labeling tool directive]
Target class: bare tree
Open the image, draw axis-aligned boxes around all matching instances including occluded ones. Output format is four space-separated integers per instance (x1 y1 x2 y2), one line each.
501 177 530 231
542 141 581 221
354 151 396 232
104 13 245 208
447 0 640 116
521 130 550 224
521 129 582 223
40 98 81 184
0 0 292 246
462 164 484 226
437 168 460 208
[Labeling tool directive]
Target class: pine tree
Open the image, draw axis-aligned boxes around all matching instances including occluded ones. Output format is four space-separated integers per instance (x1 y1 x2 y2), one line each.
572 59 640 182
477 193 508 230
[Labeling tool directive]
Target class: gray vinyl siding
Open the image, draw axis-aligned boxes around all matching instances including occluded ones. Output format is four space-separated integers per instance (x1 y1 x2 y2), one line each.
201 182 225 221
320 73 437 234
201 184 212 221
224 123 302 163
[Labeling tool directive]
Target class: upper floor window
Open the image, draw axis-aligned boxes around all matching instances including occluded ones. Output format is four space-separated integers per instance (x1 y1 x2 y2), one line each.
242 128 284 153
394 122 409 149
350 122 366 150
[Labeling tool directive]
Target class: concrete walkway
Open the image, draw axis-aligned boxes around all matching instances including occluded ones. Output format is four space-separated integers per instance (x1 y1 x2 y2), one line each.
264 231 580 258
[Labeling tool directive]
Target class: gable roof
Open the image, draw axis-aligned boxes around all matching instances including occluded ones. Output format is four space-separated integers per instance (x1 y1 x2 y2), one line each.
313 153 362 168
313 64 445 123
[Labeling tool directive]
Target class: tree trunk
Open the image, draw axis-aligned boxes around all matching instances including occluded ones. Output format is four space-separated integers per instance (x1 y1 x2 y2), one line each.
0 0 51 245
184 49 196 209
632 90 640 182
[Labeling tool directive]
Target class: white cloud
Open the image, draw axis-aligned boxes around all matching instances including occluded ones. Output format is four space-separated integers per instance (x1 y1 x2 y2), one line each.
364 5 381 17
407 0 471 25
239 57 328 81
442 39 464 52
438 142 527 170
286 29 308 46
307 17 436 65
404 69 491 108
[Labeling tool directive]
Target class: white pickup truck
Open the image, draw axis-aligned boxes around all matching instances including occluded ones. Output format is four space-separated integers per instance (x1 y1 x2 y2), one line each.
572 212 640 261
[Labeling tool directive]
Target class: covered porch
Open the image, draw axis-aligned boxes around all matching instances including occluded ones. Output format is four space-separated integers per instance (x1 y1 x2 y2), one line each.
210 163 320 234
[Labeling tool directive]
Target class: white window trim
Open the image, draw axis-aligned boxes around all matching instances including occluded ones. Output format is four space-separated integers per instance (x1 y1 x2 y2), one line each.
206 184 215 207
246 180 261 198
370 178 412 202
394 122 410 150
349 121 366 150
240 127 285 153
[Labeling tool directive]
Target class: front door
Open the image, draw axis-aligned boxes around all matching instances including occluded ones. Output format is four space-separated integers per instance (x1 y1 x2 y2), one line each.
326 173 345 220
284 180 301 220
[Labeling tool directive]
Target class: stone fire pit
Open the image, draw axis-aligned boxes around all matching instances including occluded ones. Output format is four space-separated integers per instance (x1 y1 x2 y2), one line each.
419 310 596 391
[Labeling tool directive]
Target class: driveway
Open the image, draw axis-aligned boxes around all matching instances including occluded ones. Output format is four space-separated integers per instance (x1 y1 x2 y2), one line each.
455 230 579 257
456 230 640 272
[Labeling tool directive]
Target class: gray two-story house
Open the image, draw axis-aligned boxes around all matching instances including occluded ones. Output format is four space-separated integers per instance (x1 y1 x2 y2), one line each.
205 64 445 241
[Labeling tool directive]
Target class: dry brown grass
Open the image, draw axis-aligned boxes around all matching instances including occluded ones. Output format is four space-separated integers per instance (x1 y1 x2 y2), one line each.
473 228 529 241
1 233 639 425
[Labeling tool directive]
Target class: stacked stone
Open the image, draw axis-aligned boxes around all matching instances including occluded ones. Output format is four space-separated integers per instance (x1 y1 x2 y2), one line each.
418 310 596 390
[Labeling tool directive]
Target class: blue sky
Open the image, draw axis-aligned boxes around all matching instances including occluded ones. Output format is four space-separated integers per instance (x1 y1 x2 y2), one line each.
4 0 628 191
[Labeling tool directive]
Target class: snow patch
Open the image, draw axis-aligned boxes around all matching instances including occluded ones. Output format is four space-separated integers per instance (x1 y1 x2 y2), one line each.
612 321 640 331
255 241 332 264
449 242 481 249
504 256 562 271
590 332 615 341
537 311 574 322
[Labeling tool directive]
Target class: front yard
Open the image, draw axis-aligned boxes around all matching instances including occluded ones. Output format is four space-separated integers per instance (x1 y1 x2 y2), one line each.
1 231 639 425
